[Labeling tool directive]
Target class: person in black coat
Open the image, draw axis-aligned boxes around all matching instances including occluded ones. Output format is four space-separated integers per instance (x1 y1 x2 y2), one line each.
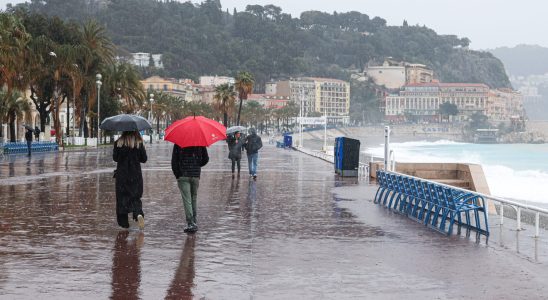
171 145 209 233
244 128 262 179
113 131 148 229
226 131 244 177
25 128 33 156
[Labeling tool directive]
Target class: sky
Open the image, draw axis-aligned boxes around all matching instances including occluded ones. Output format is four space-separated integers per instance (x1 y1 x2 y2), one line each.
1 0 547 50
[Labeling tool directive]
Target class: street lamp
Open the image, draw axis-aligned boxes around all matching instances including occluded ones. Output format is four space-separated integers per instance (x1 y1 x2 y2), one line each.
149 93 154 143
96 73 102 145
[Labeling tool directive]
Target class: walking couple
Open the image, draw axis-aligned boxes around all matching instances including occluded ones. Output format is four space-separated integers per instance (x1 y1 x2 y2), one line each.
112 131 209 234
226 128 263 180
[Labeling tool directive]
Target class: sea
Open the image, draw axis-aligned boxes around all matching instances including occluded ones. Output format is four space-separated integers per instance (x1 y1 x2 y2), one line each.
365 141 548 204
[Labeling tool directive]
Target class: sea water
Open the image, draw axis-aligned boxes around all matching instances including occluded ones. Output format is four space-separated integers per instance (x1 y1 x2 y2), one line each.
365 141 548 204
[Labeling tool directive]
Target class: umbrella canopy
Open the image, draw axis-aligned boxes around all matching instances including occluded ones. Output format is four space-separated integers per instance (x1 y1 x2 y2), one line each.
22 124 34 131
226 126 247 135
100 114 152 131
164 116 226 148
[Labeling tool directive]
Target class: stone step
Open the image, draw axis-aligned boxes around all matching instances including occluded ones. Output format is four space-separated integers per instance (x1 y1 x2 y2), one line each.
433 179 470 189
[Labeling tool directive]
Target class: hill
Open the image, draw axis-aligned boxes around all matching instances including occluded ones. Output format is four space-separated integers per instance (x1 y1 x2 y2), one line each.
490 44 548 76
11 0 511 90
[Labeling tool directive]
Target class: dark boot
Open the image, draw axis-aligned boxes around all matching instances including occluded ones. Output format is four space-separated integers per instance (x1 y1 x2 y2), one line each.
117 214 129 229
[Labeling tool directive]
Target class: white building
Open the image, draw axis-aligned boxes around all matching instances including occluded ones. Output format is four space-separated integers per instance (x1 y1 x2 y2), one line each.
365 61 406 89
290 77 350 123
199 76 235 87
130 52 163 68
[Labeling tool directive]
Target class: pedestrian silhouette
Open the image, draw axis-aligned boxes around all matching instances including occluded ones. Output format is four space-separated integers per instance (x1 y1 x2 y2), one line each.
243 128 262 180
25 128 33 156
113 131 148 229
226 131 244 178
171 145 209 233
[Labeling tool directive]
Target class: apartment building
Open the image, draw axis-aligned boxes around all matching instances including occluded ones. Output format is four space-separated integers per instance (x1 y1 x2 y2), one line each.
289 77 350 123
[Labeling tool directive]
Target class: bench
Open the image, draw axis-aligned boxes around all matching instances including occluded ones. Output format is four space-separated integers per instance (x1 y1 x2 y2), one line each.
2 142 59 155
374 169 489 236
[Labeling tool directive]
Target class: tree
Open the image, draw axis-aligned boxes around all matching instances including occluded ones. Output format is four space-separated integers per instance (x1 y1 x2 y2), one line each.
213 83 236 126
80 20 115 138
103 62 145 113
439 102 458 123
1 90 32 142
235 71 254 125
0 12 30 141
464 112 491 139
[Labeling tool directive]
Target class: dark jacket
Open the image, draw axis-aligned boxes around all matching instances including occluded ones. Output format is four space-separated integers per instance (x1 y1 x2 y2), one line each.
113 143 147 214
226 135 243 160
25 130 33 142
244 129 262 155
171 145 209 178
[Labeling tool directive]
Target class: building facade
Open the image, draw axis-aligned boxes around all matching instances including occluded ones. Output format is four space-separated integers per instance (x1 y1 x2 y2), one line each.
385 82 524 123
247 94 290 109
289 77 350 122
385 82 490 123
199 76 235 87
365 62 406 89
406 64 434 84
130 52 163 68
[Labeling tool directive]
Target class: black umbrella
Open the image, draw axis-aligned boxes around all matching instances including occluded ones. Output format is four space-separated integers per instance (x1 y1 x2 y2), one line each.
100 114 152 131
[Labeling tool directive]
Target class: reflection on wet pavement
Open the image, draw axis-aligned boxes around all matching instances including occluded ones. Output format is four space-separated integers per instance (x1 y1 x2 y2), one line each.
1 143 548 299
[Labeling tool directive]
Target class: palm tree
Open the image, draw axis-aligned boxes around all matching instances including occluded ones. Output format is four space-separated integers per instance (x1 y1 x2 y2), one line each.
0 13 30 141
80 20 115 138
1 90 32 142
235 71 254 126
103 62 145 113
213 83 236 126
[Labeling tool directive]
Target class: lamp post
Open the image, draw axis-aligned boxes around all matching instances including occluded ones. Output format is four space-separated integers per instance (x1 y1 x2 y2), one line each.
96 73 102 145
299 88 304 148
149 93 154 144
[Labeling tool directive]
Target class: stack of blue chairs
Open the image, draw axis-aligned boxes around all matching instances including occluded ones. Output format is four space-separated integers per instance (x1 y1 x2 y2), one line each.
374 169 489 236
2 141 59 154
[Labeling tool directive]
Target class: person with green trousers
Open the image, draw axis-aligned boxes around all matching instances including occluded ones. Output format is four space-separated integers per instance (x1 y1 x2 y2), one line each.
171 145 209 233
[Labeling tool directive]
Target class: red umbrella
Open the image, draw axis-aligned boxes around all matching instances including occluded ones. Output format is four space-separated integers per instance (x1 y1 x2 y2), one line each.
164 116 226 148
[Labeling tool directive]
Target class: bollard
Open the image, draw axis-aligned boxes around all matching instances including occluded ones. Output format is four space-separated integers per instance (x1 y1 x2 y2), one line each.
516 207 521 231
384 126 390 171
535 212 540 238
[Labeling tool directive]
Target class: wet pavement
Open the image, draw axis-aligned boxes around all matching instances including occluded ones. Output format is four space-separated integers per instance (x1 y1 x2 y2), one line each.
1 143 548 299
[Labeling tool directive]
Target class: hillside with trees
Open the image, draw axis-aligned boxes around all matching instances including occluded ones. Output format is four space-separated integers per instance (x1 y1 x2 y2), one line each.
9 0 511 90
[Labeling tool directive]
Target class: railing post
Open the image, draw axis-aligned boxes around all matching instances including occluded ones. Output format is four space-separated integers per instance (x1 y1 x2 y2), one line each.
500 204 504 225
517 207 522 231
384 126 390 171
535 212 540 238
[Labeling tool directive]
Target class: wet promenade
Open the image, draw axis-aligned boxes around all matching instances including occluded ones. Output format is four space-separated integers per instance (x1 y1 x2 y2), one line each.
1 142 548 299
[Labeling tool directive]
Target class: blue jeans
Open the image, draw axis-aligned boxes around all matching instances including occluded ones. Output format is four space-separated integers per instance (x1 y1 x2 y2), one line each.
247 153 258 175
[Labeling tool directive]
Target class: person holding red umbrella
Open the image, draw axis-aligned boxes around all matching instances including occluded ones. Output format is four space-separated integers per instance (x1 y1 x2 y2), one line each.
165 116 226 233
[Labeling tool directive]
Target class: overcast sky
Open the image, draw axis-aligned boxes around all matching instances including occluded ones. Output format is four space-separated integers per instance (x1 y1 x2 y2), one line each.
1 0 546 50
